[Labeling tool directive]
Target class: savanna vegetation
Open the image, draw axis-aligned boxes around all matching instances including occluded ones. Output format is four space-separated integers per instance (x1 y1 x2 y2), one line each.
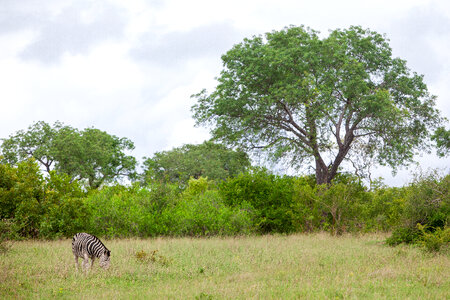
0 156 448 254
0 25 449 298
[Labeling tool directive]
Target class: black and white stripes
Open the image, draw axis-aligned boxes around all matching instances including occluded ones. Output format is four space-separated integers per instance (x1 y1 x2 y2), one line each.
72 232 111 271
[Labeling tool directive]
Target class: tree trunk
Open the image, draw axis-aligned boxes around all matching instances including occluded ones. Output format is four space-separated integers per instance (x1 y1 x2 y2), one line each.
315 157 330 185
315 137 354 185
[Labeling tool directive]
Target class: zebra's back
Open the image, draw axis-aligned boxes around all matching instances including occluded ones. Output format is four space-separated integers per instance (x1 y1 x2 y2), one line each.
72 233 110 266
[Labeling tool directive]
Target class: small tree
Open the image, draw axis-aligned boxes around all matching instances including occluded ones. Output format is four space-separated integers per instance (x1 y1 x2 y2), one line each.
142 141 250 186
192 26 443 184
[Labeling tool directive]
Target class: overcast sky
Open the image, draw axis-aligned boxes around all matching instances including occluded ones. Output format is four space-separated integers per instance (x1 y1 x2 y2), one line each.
0 0 449 186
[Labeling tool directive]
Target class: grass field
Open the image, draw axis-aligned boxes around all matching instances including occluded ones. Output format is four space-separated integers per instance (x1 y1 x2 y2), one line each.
1 233 449 299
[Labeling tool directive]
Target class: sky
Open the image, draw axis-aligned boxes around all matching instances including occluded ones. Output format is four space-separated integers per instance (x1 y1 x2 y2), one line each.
0 0 449 186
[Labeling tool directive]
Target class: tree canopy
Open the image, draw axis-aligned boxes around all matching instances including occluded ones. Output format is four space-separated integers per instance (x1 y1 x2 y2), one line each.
142 141 251 186
431 127 450 157
1 121 136 189
192 25 443 184
1 121 58 173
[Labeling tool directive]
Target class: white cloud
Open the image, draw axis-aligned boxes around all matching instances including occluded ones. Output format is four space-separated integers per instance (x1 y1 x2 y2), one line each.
0 0 449 185
130 22 244 66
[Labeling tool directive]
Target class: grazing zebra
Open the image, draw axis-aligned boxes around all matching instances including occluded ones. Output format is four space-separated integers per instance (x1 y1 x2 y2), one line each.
72 232 111 271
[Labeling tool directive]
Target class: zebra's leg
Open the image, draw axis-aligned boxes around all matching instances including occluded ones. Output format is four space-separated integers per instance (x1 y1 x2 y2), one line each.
83 253 90 272
74 255 79 271
91 257 95 269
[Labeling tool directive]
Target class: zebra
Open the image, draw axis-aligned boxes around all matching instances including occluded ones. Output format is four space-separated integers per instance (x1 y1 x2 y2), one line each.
72 232 111 271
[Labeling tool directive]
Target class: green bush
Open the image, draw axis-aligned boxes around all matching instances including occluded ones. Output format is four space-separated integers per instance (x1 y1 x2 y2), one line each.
2 154 447 241
404 173 449 229
290 177 321 232
39 197 89 239
386 227 422 246
39 172 87 238
6 159 46 237
362 187 406 231
84 183 181 238
417 224 450 253
0 161 88 239
134 182 179 236
169 177 254 236
219 168 296 233
317 176 372 234
0 219 20 254
386 173 449 249
85 185 144 237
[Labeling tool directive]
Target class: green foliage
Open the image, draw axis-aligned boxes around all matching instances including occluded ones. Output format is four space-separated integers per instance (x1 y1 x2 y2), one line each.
317 178 370 235
386 173 449 251
84 183 180 237
417 224 450 253
0 121 59 172
431 126 450 157
39 197 89 239
219 168 297 233
0 219 20 254
7 159 46 237
290 176 321 232
38 172 88 238
142 141 250 187
1 150 446 242
0 160 88 238
192 25 443 184
0 160 18 219
1 121 137 189
386 227 422 246
362 186 406 231
56 127 137 189
403 172 449 230
169 177 254 236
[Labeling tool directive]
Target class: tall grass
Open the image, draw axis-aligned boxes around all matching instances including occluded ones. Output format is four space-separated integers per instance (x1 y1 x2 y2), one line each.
1 233 448 299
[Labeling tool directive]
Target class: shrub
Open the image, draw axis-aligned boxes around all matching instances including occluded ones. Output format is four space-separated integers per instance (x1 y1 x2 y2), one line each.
84 183 181 238
0 219 20 254
417 224 450 253
219 168 296 233
290 177 320 232
403 173 449 229
386 226 422 246
169 177 254 236
84 185 145 237
8 159 46 238
386 172 449 249
39 172 87 238
362 187 406 231
39 197 89 238
0 161 88 239
316 177 371 235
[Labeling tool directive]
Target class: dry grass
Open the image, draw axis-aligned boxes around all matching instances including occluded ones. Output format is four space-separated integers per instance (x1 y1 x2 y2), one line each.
1 233 449 299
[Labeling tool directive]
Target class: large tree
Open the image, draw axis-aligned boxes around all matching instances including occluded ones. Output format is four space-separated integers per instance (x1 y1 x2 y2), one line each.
192 26 443 184
1 121 136 188
142 141 251 185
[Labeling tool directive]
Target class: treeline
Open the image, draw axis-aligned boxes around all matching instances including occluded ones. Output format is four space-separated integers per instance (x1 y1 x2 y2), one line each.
1 121 449 253
1 158 448 252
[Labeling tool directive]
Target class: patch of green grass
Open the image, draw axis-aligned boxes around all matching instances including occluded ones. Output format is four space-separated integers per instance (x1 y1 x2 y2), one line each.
0 233 449 299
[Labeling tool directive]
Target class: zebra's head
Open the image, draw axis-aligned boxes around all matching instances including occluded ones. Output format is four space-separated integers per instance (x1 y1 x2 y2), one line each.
99 250 111 269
